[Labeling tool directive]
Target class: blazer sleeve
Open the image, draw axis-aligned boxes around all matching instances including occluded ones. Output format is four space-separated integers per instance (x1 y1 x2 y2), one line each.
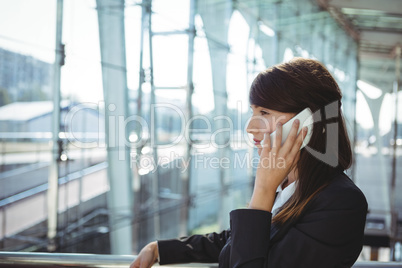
229 209 272 267
158 229 231 264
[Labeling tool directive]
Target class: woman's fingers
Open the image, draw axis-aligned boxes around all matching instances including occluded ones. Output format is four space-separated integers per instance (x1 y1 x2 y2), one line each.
130 259 139 268
130 242 159 268
273 123 282 150
280 119 300 152
258 120 306 168
289 126 308 158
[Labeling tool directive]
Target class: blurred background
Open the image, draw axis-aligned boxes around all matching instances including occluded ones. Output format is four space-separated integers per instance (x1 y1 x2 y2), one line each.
0 0 401 263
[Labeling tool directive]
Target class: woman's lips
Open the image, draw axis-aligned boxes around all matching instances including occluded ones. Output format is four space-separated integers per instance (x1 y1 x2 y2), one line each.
253 138 262 146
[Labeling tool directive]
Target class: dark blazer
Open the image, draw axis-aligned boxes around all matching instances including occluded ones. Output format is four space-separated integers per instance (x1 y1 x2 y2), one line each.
158 171 368 268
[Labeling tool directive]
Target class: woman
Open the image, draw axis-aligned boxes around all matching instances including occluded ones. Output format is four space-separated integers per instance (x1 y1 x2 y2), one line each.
130 58 368 268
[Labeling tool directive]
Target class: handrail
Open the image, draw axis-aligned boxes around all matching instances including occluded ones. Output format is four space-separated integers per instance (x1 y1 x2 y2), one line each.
0 131 104 140
0 252 401 267
0 251 217 267
354 262 402 268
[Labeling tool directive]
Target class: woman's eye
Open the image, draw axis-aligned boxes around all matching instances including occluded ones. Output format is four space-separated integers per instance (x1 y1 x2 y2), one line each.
260 110 269 115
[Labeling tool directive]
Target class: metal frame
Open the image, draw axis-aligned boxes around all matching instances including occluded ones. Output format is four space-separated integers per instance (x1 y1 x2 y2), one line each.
96 0 133 254
47 0 64 252
0 251 400 268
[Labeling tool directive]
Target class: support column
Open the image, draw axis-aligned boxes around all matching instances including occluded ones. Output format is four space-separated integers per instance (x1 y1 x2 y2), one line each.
131 0 148 254
272 1 282 65
47 0 64 252
198 0 232 230
96 0 133 254
360 90 391 222
322 21 333 66
180 0 196 237
390 45 401 261
146 0 161 243
351 41 360 182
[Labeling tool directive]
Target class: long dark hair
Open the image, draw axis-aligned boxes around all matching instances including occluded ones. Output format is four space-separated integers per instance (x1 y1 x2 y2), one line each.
249 57 352 225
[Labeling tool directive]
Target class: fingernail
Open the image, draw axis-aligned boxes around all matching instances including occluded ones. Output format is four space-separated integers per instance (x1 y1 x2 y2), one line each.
294 119 300 124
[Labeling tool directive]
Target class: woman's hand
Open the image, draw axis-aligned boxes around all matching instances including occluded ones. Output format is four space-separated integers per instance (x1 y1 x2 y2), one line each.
130 241 159 268
249 119 307 212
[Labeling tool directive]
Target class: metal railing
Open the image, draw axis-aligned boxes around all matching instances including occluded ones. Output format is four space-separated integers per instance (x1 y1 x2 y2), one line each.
0 252 401 268
0 161 108 207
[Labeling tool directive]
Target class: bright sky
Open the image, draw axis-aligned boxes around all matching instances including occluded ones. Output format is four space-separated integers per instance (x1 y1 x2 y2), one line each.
0 0 104 102
0 0 56 62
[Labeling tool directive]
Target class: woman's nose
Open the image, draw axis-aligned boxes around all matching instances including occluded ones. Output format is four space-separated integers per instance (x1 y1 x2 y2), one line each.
246 121 254 134
246 117 256 134
246 116 267 134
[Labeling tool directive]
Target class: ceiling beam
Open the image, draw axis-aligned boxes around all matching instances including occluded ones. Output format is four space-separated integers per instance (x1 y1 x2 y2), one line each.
360 68 398 87
360 66 396 76
316 0 360 41
359 58 396 71
359 51 394 60
361 31 402 47
358 28 402 35
329 0 402 15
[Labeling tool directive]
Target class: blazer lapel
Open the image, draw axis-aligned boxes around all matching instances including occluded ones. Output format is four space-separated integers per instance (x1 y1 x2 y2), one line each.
269 192 281 241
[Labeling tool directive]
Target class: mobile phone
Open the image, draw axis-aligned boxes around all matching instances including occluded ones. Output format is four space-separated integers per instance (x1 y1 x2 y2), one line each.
269 107 313 150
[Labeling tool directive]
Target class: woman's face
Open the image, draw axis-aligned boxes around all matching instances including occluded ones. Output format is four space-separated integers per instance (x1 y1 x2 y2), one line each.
247 105 296 147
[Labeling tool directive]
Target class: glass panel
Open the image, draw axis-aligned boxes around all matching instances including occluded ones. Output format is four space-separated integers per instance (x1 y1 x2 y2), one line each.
152 35 188 88
2 0 397 261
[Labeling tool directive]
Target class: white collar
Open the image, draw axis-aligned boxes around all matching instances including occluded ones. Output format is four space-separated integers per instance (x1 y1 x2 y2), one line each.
271 180 297 216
